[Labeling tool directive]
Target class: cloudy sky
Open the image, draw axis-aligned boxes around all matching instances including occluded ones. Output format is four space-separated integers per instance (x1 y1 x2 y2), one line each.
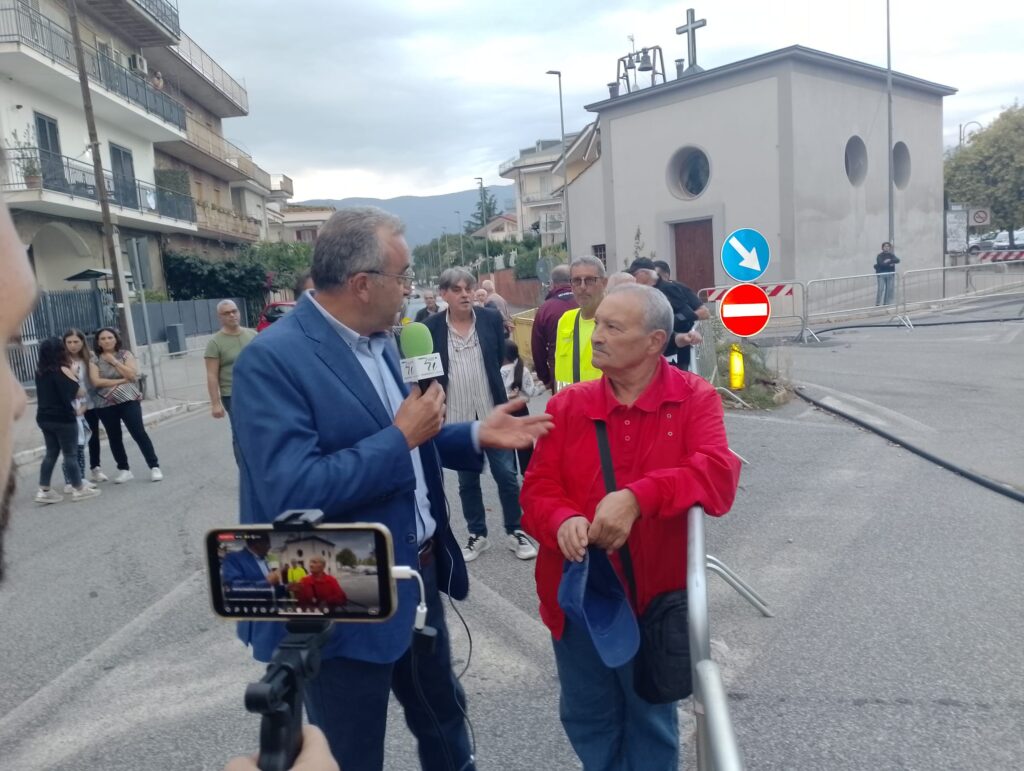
175 0 1022 201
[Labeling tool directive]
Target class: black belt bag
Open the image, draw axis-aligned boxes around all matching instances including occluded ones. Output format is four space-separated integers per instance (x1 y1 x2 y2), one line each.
594 420 693 704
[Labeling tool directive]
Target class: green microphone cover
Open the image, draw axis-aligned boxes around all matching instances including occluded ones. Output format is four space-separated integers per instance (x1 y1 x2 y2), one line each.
399 322 434 359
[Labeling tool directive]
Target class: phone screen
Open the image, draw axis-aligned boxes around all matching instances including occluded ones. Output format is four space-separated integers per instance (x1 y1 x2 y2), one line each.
206 524 396 621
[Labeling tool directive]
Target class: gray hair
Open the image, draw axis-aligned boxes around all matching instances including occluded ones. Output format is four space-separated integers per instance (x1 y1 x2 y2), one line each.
550 264 570 284
480 279 495 292
605 271 635 290
570 255 606 277
216 299 238 312
311 206 405 289
607 284 673 341
438 267 477 291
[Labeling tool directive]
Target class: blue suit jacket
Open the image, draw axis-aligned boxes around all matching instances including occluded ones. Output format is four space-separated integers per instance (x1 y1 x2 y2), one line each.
230 295 484 663
221 548 286 601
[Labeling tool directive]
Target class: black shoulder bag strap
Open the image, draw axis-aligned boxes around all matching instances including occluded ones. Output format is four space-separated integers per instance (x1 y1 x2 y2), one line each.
593 419 638 609
572 311 582 384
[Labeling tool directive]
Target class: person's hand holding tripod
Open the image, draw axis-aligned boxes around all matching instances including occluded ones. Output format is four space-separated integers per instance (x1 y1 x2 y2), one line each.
224 725 339 771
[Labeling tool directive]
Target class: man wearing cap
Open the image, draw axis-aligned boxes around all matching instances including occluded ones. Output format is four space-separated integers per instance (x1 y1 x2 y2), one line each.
629 257 708 372
552 256 607 391
531 263 578 391
521 284 741 770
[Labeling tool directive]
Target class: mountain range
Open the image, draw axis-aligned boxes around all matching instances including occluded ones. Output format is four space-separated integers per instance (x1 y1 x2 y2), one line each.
300 185 516 248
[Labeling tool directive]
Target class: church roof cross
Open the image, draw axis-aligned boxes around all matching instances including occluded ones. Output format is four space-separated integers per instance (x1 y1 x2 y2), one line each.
675 7 707 73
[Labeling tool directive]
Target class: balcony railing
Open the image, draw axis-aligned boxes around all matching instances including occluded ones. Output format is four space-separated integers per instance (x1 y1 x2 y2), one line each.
2 147 196 223
271 174 294 197
0 2 186 130
130 0 180 38
168 29 247 113
522 191 560 204
195 204 261 239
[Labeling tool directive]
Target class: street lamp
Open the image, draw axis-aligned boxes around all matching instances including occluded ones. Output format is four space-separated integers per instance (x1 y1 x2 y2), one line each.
454 210 465 264
546 69 572 257
959 120 983 146
474 176 490 275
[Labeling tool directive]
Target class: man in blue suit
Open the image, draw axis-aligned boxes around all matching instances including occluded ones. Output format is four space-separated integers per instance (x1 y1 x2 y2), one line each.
220 533 287 604
230 206 552 771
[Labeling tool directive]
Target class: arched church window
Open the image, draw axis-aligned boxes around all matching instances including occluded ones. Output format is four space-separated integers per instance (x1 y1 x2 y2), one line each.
668 146 711 199
844 136 868 186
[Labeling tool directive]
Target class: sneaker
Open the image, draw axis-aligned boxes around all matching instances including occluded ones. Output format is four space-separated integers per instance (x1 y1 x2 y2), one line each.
63 484 74 494
34 489 63 505
461 534 490 563
150 467 163 482
71 486 102 502
90 468 109 483
507 530 538 561
113 470 134 484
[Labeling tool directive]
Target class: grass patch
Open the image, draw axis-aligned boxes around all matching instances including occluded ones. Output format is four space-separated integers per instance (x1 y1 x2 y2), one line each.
713 337 792 410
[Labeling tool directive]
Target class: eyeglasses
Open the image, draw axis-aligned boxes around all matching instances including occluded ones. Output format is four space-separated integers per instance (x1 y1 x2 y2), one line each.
570 276 602 287
366 270 415 288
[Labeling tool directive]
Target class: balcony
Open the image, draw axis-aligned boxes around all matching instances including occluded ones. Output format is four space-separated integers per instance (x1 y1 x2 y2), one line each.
271 174 293 198
143 29 248 118
195 203 261 242
81 0 180 47
2 147 197 232
522 191 561 205
498 148 562 176
0 2 186 140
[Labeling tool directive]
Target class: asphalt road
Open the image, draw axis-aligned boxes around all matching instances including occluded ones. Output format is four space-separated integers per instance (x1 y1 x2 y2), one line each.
1 311 1022 769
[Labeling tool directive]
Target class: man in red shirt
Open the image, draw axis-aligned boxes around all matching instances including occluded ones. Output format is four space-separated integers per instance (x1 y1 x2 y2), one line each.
521 283 741 769
292 557 348 609
530 263 578 390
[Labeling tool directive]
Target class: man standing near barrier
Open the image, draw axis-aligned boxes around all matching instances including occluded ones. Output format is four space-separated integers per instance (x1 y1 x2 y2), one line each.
553 256 607 391
205 300 257 466
532 264 578 391
629 258 707 371
521 284 741 770
874 242 900 306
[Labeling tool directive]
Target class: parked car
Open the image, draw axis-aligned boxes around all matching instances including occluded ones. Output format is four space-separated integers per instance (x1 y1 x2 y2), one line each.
256 301 296 331
991 229 1024 250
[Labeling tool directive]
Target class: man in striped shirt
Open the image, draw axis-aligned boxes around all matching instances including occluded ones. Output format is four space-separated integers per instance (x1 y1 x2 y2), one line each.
425 268 538 563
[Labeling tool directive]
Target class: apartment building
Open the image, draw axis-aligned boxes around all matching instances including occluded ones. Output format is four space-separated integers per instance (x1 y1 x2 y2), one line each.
498 133 579 247
269 204 335 244
0 0 289 292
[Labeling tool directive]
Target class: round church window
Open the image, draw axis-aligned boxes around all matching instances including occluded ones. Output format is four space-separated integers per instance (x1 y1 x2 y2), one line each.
668 146 711 199
892 141 911 190
844 136 868 186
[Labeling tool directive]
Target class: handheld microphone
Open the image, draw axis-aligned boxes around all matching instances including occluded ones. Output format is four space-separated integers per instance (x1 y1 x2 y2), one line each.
398 322 444 392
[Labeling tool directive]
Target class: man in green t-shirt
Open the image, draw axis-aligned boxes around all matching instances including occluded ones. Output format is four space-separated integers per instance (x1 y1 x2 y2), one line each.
204 299 257 464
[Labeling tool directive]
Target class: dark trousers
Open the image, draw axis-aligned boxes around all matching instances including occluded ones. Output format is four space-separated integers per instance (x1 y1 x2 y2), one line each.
62 443 86 487
457 447 522 537
96 400 159 470
38 420 81 489
303 560 475 771
222 395 241 467
511 404 533 475
84 408 102 469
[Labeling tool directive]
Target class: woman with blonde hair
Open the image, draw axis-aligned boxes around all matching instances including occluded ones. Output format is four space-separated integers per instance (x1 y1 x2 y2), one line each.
63 328 105 488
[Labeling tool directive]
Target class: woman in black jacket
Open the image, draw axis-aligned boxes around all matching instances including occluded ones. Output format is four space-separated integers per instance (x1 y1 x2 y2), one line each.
34 338 101 504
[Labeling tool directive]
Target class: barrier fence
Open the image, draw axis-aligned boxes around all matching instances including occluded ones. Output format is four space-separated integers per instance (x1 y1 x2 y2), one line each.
155 347 211 403
699 282 807 341
901 260 1024 315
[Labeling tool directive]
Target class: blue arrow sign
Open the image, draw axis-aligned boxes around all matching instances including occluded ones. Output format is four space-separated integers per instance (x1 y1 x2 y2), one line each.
721 228 770 282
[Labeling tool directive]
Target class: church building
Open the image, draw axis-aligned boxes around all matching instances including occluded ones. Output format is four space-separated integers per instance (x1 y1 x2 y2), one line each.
567 19 956 294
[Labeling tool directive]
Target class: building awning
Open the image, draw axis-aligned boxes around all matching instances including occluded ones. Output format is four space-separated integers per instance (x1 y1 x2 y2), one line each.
64 268 113 282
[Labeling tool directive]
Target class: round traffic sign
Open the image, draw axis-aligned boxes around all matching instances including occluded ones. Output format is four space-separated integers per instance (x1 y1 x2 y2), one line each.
721 228 771 282
719 283 771 337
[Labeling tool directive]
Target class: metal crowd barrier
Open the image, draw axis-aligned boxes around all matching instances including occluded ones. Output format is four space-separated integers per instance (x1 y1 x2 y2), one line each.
698 282 808 342
804 271 905 332
688 505 769 771
900 259 1024 318
155 347 212 404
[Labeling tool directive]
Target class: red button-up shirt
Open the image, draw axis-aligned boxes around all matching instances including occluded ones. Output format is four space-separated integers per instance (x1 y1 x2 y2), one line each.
521 358 741 639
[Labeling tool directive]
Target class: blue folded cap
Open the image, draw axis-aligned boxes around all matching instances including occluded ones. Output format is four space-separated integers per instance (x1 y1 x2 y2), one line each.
558 548 640 668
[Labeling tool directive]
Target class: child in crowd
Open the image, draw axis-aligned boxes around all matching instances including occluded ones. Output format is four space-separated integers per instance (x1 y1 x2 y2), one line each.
501 341 538 476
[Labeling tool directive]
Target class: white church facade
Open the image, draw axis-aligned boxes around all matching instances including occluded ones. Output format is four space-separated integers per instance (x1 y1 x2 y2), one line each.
568 45 955 293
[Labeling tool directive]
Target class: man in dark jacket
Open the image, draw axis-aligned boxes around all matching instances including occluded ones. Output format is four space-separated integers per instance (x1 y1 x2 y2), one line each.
531 264 578 389
628 258 706 371
874 242 900 306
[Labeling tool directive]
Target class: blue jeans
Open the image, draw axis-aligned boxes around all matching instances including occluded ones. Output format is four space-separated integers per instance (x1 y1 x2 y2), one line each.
303 560 474 771
38 420 82 489
552 620 680 771
457 447 522 537
222 395 241 467
876 273 895 306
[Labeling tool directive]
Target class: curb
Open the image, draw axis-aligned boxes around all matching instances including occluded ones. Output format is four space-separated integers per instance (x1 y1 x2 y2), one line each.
13 401 207 468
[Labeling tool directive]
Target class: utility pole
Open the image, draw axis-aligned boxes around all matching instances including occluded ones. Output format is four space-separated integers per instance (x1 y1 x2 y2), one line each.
474 177 490 276
66 0 136 350
885 0 895 247
454 210 465 264
546 70 572 257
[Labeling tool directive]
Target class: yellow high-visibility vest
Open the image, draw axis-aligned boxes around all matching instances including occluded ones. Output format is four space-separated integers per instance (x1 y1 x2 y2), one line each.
553 309 601 390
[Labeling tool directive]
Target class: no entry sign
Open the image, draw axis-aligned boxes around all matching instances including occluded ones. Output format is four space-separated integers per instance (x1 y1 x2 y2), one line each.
719 283 771 337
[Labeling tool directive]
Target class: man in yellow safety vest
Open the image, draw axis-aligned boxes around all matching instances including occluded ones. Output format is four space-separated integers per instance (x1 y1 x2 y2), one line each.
553 256 607 391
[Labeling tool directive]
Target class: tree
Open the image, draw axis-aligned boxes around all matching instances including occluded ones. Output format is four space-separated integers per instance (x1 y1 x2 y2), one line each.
945 104 1024 246
239 241 312 292
464 191 498 234
336 548 358 568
